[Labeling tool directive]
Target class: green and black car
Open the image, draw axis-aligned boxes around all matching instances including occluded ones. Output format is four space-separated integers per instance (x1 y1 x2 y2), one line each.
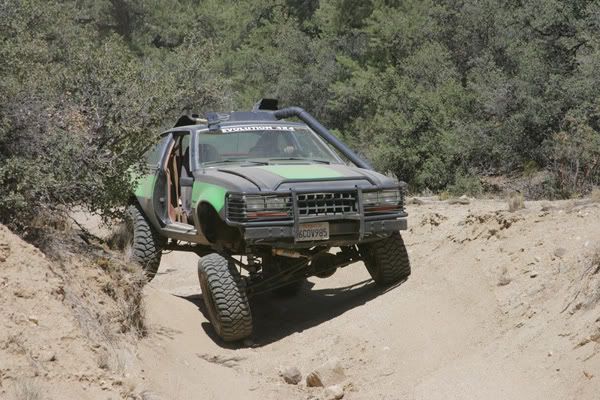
127 99 410 341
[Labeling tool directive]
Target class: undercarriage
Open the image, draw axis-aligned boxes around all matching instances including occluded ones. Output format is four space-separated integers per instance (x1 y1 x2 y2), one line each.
164 239 363 297
230 246 362 297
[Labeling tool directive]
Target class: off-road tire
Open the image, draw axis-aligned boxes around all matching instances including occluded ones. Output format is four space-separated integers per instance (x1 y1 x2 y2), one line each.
360 232 411 286
125 205 165 280
197 253 253 342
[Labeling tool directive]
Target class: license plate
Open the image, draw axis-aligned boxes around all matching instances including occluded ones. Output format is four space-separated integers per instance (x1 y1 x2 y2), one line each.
296 222 329 241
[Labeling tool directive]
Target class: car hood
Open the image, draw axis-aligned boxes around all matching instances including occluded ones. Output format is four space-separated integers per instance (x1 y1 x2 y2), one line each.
212 163 396 192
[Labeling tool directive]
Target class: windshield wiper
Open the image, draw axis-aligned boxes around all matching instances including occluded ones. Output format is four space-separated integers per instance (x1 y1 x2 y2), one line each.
202 159 269 166
268 157 331 164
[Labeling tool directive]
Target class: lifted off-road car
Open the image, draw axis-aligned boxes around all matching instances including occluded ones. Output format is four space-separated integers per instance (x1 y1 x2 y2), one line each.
128 99 410 341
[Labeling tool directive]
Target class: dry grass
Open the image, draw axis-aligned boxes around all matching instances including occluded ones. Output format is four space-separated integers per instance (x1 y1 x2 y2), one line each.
13 379 43 400
106 221 131 251
57 254 147 386
507 192 525 212
578 246 600 309
98 258 147 336
30 210 71 232
97 349 110 370
6 334 26 355
96 345 131 374
438 191 450 201
590 247 600 277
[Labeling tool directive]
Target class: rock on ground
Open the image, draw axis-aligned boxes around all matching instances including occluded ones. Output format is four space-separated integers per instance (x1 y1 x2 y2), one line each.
280 366 302 385
324 384 344 400
306 359 346 387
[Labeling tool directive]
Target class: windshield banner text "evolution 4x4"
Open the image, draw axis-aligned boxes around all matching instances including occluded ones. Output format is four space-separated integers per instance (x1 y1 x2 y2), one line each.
220 126 296 133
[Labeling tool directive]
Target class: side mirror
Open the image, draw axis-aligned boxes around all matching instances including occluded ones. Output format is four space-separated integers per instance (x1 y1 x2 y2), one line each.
180 176 194 187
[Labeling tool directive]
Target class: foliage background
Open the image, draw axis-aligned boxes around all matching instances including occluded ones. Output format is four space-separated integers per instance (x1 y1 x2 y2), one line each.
1 0 599 228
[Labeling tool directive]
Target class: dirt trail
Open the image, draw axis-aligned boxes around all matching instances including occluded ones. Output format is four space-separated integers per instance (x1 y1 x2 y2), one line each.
3 199 598 399
136 199 600 399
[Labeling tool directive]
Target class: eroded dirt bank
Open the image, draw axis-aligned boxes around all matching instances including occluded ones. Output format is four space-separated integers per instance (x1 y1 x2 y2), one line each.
140 199 600 400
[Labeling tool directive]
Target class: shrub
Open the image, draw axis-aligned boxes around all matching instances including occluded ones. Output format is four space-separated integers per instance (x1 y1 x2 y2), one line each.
447 172 483 197
545 114 600 198
0 2 227 232
507 192 525 212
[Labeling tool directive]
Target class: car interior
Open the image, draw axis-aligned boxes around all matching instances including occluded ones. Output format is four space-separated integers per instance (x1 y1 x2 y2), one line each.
164 133 193 225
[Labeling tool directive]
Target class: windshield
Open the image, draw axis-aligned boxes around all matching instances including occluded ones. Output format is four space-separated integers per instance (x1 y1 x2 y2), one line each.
195 125 343 166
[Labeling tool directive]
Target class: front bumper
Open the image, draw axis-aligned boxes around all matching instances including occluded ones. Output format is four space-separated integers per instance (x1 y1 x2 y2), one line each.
242 217 407 247
225 186 408 247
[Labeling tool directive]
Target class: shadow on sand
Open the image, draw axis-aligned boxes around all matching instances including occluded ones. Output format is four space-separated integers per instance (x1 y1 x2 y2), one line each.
179 277 406 348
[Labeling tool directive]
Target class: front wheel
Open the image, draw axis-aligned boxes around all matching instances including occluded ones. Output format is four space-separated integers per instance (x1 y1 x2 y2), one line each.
360 233 411 286
125 205 165 280
198 253 253 342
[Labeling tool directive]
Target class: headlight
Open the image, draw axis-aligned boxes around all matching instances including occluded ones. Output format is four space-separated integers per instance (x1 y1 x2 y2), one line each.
363 191 380 204
379 189 402 204
242 194 291 219
363 189 401 205
265 197 288 209
244 195 290 210
245 196 266 210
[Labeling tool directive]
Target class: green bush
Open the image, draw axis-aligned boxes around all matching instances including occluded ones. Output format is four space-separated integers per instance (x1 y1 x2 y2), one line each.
2 0 599 232
544 113 600 198
0 1 227 230
447 173 483 197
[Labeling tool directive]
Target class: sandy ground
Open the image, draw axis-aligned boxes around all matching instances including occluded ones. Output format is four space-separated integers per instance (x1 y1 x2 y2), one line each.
1 198 599 399
137 199 600 400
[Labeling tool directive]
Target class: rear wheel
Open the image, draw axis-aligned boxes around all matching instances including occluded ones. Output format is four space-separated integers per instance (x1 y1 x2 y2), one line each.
360 233 411 286
198 253 253 342
125 205 165 280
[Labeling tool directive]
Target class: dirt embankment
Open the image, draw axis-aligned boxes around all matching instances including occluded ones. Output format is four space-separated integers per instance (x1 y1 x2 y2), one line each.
1 198 600 400
0 224 146 400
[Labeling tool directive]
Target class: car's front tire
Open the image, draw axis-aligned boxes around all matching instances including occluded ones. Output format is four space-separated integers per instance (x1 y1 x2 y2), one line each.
360 232 411 286
125 204 165 280
198 253 253 342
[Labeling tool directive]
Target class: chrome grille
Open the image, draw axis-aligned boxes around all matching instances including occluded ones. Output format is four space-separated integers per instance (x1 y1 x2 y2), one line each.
296 192 357 217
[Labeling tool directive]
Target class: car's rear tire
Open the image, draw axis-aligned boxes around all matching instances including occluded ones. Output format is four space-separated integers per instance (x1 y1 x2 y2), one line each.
360 232 411 286
197 253 253 342
125 205 165 280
